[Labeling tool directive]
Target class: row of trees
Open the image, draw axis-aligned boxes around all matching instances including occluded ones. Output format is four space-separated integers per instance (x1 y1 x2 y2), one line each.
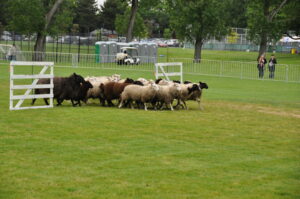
0 0 299 60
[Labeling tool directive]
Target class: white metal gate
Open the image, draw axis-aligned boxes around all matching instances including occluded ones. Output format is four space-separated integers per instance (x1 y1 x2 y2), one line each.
10 61 54 110
155 62 183 82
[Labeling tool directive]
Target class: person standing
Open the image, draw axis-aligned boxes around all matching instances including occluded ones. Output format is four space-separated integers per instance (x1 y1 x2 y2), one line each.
7 44 17 61
257 54 267 78
268 54 277 79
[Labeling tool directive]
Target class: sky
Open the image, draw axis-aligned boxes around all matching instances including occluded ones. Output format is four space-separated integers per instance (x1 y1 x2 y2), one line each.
96 0 106 7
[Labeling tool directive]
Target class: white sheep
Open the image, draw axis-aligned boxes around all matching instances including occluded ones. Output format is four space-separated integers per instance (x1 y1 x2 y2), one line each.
137 78 151 86
155 83 181 111
119 81 159 111
157 79 174 86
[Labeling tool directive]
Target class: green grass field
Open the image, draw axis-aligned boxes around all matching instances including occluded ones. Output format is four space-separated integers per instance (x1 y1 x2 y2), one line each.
0 50 300 199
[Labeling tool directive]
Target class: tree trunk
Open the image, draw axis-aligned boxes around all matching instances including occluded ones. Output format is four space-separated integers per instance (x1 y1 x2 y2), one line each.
258 0 270 57
194 38 203 63
258 31 268 57
33 32 46 61
33 0 64 61
258 0 288 57
126 0 138 42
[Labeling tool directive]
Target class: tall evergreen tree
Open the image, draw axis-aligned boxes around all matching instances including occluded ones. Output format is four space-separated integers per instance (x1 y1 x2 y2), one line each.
98 0 126 31
73 0 98 33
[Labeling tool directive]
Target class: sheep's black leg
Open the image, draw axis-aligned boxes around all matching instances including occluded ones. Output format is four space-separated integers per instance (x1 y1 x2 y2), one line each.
56 99 62 106
99 98 105 106
107 100 114 107
175 99 185 109
31 90 38 105
174 99 180 109
44 98 49 105
130 101 134 109
151 102 157 110
157 102 163 110
71 99 77 107
182 100 187 110
31 98 36 105
124 100 130 108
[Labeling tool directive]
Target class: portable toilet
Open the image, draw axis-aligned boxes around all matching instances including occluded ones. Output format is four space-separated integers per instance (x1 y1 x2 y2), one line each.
108 41 118 62
117 42 130 52
140 43 149 63
148 43 158 63
95 41 109 63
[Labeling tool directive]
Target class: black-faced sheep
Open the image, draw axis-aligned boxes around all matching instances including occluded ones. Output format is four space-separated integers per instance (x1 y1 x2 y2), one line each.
72 80 93 106
31 73 85 106
176 83 201 109
177 82 208 110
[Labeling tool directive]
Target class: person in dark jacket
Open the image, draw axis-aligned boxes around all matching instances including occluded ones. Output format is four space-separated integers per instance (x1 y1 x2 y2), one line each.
257 54 267 78
268 54 277 79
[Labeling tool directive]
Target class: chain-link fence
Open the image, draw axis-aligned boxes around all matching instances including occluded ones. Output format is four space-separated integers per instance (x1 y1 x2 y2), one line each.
0 32 109 55
169 58 300 82
1 51 299 83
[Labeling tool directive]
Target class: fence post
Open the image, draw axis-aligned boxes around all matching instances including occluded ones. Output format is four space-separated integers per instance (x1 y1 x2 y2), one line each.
78 36 81 63
240 64 243 79
285 65 289 82
72 54 78 68
219 61 223 76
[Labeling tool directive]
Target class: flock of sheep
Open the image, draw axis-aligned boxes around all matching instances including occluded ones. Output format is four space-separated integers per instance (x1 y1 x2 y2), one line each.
32 73 208 111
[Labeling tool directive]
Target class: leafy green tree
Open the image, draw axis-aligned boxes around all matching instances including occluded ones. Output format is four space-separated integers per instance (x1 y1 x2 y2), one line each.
226 0 247 28
115 8 148 38
246 0 289 57
98 0 127 32
7 0 74 60
119 0 164 41
0 0 9 27
167 0 229 61
282 0 300 39
73 0 98 33
163 28 172 39
139 0 169 37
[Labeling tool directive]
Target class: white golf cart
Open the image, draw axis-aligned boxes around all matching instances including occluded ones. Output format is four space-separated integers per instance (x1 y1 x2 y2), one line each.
116 47 140 65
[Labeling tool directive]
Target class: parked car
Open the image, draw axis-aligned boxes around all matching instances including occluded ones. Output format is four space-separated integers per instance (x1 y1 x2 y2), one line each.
166 39 180 47
1 35 12 41
158 42 168 47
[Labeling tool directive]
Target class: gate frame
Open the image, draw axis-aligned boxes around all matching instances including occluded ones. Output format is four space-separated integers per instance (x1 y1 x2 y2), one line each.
9 61 54 110
155 62 183 82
